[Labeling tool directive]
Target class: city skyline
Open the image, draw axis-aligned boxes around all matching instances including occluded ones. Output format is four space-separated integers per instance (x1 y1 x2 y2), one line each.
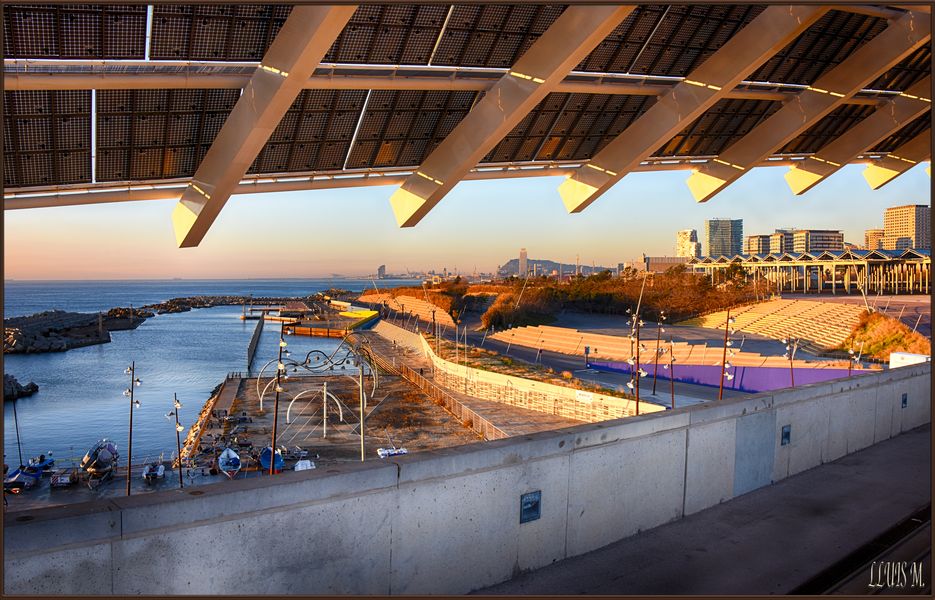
4 163 930 280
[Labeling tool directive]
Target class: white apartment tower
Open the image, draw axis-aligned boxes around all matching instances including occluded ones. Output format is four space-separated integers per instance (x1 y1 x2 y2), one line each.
676 229 701 258
882 205 930 250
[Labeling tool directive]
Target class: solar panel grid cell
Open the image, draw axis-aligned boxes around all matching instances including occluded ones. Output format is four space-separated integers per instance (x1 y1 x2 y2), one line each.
871 114 930 153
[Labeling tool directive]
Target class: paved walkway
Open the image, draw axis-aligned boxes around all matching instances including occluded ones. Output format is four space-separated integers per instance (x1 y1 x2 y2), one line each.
363 332 583 436
478 423 931 595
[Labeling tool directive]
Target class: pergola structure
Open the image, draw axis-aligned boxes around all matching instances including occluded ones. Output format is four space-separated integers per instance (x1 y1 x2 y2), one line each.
3 4 931 247
688 248 932 295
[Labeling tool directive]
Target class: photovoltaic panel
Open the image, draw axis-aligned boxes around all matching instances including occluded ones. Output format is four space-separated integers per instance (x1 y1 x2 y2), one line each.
95 89 239 182
780 104 876 154
749 10 887 86
150 5 291 60
868 44 931 92
658 98 782 157
4 4 146 59
871 114 930 153
4 90 91 187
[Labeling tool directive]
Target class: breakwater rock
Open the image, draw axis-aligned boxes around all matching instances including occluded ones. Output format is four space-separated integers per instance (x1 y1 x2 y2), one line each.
4 293 341 354
4 310 111 354
4 374 38 401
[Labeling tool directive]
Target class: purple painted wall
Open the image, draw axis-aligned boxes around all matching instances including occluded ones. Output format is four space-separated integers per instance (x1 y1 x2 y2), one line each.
587 360 856 393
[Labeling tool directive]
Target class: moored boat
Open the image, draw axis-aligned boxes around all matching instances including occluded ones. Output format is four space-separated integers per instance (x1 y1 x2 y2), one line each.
259 446 284 473
217 447 242 479
79 439 119 489
26 452 55 474
142 455 166 484
3 466 41 493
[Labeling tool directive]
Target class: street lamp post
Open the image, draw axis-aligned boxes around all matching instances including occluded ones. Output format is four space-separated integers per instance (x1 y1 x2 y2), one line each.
124 361 141 496
652 311 666 395
269 323 286 476
718 309 731 401
169 394 184 489
782 335 800 387
668 338 676 409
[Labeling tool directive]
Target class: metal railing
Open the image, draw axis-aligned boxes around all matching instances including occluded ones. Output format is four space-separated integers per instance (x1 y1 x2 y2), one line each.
398 365 509 441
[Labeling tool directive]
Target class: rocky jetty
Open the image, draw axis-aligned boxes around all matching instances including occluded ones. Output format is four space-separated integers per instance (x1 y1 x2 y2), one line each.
4 310 111 354
4 374 38 401
4 293 336 354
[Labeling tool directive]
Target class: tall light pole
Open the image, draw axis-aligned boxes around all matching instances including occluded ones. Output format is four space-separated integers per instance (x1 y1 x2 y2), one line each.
359 354 366 462
269 323 286 476
652 310 666 395
11 397 23 468
124 361 141 496
782 335 800 388
668 338 676 409
718 309 732 401
169 394 184 489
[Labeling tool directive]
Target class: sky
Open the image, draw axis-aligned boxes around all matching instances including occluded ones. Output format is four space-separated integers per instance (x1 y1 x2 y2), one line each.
4 162 931 280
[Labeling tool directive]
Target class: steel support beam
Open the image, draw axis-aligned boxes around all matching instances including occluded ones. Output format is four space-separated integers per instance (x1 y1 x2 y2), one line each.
785 75 931 194
3 71 896 107
170 5 357 247
862 129 932 189
5 154 878 211
557 5 828 214
686 10 929 203
387 5 636 228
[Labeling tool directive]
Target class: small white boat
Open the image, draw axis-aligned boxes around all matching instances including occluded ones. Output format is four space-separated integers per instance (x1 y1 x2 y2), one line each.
377 447 408 459
142 455 166 484
217 447 241 479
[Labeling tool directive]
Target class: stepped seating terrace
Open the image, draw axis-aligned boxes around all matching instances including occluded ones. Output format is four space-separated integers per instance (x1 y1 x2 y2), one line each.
489 324 841 369
359 293 457 328
678 299 865 350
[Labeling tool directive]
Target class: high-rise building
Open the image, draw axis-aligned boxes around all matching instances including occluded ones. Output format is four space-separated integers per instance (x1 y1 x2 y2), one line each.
705 219 743 256
745 235 771 255
882 204 930 250
519 248 528 276
377 264 386 279
676 229 701 258
769 229 795 254
864 228 885 250
792 229 844 253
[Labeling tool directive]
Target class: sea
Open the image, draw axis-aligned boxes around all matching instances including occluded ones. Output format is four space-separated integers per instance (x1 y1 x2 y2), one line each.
2 278 413 467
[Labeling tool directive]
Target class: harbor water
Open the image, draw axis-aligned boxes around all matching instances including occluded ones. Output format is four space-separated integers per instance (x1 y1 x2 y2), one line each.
2 278 410 467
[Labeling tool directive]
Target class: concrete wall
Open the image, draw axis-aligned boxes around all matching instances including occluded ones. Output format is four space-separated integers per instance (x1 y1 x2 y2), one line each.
419 332 665 421
5 363 929 595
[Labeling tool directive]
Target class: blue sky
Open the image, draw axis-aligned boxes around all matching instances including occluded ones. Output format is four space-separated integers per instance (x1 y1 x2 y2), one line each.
4 162 930 279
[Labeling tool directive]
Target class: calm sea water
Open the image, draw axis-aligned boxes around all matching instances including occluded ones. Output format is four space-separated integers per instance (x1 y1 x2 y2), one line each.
2 278 411 467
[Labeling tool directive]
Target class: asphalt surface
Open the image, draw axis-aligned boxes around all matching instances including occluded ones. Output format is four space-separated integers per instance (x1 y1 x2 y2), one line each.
477 423 931 595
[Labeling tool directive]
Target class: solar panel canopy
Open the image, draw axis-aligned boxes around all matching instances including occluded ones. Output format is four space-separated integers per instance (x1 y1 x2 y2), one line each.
3 3 930 202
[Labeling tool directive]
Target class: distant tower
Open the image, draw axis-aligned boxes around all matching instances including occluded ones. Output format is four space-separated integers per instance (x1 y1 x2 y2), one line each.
704 219 743 256
377 264 386 279
882 204 931 249
519 248 528 276
676 229 701 258
864 228 884 250
576 254 580 276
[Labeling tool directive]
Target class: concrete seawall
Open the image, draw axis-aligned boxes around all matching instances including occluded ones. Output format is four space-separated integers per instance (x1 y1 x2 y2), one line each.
4 363 929 594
